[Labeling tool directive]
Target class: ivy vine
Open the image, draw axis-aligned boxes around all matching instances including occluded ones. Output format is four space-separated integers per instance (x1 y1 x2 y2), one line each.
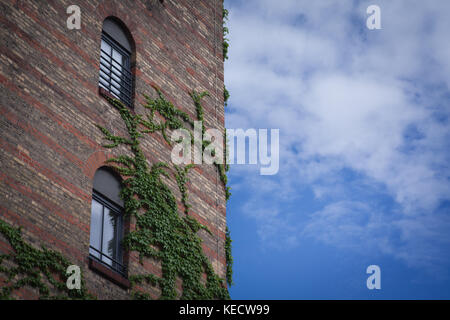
0 86 233 300
222 4 233 282
223 7 230 61
0 3 233 300
225 227 233 286
224 85 230 107
0 219 94 300
223 5 231 109
98 90 231 299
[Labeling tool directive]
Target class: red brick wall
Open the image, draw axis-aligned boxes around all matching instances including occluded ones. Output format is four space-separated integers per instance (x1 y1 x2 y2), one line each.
0 0 226 299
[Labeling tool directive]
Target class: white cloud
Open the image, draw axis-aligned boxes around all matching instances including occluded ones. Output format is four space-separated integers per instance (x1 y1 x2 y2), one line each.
226 0 450 269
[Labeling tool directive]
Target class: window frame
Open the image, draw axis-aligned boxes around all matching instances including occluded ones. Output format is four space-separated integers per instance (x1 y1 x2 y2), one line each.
98 31 133 108
89 190 127 277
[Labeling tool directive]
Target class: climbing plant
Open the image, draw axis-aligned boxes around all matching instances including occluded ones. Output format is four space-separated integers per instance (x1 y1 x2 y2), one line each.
223 7 230 61
97 91 231 299
0 90 233 300
223 3 233 286
225 227 233 286
0 2 233 300
0 219 94 300
224 85 230 107
223 5 231 108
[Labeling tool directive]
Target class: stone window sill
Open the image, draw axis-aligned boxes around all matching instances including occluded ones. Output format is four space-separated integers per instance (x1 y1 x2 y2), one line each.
88 256 130 289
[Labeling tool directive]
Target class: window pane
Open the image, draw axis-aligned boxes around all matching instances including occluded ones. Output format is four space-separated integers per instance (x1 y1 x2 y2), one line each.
100 40 112 91
110 87 120 98
101 39 111 55
89 199 103 259
111 72 121 85
111 79 121 97
112 49 123 68
99 70 109 88
100 60 110 75
116 217 123 265
111 49 123 97
98 35 131 107
102 207 117 266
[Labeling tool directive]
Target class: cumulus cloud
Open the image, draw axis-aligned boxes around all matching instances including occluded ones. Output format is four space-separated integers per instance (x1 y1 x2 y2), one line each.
226 0 450 269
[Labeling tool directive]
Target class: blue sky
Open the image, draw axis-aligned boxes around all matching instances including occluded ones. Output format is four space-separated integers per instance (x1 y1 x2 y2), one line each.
224 0 450 299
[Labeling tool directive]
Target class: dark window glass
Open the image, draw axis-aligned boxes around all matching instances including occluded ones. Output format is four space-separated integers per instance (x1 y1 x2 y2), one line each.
89 168 126 276
99 19 133 107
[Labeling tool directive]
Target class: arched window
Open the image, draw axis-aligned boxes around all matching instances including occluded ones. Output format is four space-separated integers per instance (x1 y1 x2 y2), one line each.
89 167 126 276
99 17 133 107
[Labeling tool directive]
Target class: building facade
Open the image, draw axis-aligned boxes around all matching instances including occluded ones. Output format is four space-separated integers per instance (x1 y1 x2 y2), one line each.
0 0 227 299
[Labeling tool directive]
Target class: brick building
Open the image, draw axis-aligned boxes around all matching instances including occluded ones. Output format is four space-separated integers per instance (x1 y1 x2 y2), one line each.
0 0 227 299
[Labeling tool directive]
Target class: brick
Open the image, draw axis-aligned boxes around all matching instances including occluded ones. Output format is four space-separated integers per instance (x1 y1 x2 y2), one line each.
0 0 226 300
